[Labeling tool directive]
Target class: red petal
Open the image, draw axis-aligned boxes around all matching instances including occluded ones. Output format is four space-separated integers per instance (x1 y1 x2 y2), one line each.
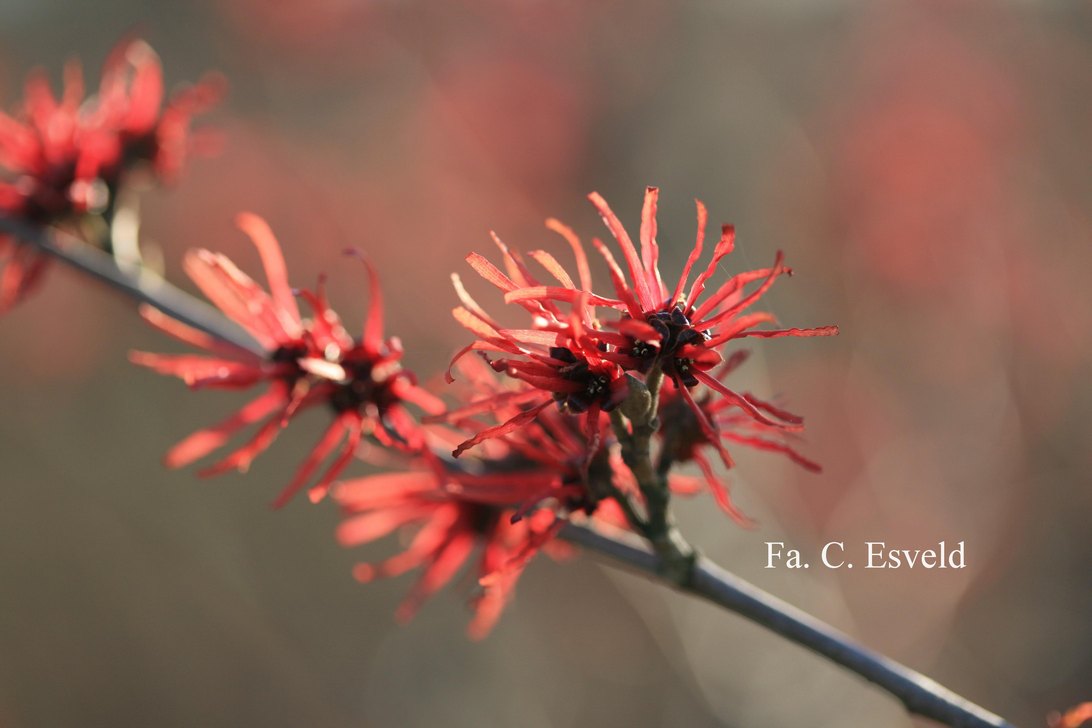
451 272 502 330
335 470 440 509
452 399 553 457
694 452 753 527
504 286 624 310
163 385 288 468
129 351 263 388
121 41 165 133
671 199 708 305
693 369 801 431
198 385 309 475
686 224 736 313
337 505 432 546
639 186 667 303
307 414 365 505
616 318 660 343
528 249 575 289
705 312 778 347
678 383 735 469
692 266 776 323
270 414 349 509
740 392 804 425
429 388 546 424
395 532 476 624
138 304 257 361
183 249 282 349
738 326 840 339
467 251 517 293
590 238 643 319
588 191 655 310
235 212 302 334
545 218 592 292
721 432 821 472
356 252 385 355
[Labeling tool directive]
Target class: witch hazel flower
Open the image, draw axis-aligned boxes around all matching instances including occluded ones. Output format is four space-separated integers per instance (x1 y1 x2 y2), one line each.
336 359 627 637
433 356 621 515
132 214 442 507
510 187 838 463
335 450 572 640
0 39 222 312
657 351 822 525
337 355 715 637
91 40 225 184
446 229 629 457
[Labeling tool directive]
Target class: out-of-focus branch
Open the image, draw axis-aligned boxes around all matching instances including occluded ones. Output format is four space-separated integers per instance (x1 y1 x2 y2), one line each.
4 217 1015 728
0 217 263 355
559 522 1015 728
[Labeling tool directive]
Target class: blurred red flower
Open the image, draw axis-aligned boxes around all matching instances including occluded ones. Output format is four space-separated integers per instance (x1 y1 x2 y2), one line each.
336 358 696 637
657 351 821 525
0 39 223 311
335 454 570 640
132 214 442 507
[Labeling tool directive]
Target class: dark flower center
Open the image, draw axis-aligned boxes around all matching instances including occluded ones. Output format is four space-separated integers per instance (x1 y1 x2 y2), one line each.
562 444 615 515
271 342 309 364
269 342 311 385
329 352 405 415
120 131 161 169
630 305 709 387
549 346 617 414
658 389 714 463
465 502 503 536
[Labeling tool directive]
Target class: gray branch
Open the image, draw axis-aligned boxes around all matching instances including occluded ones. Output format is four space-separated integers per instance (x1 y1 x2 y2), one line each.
559 522 1015 728
0 217 263 355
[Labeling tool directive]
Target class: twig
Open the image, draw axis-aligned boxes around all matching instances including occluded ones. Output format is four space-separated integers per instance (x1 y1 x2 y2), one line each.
5 217 1016 728
559 522 1015 728
0 217 263 355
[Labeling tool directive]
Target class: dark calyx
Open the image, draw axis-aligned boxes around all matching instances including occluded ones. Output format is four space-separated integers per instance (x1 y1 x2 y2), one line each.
566 444 614 515
465 501 503 536
657 388 712 464
329 348 404 414
549 346 617 413
641 305 708 387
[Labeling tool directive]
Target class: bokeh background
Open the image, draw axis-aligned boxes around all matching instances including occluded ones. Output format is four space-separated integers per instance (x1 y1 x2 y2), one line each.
1 1 1089 726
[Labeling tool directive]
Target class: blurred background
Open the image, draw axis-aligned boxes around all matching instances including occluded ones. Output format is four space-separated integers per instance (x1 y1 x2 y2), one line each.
1 0 1089 726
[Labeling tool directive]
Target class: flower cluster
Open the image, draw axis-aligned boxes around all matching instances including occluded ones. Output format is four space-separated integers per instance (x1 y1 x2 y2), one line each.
0 39 222 311
336 357 702 636
133 187 836 634
448 187 837 519
132 214 442 507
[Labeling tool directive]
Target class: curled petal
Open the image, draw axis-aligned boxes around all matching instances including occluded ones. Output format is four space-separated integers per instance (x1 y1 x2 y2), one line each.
452 399 553 458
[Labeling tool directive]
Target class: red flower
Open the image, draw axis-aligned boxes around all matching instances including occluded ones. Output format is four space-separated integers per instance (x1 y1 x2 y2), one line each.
0 39 222 312
446 230 629 457
336 358 708 638
335 364 600 638
335 449 573 639
92 39 225 183
132 214 442 507
657 351 822 525
508 187 838 466
434 356 624 515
